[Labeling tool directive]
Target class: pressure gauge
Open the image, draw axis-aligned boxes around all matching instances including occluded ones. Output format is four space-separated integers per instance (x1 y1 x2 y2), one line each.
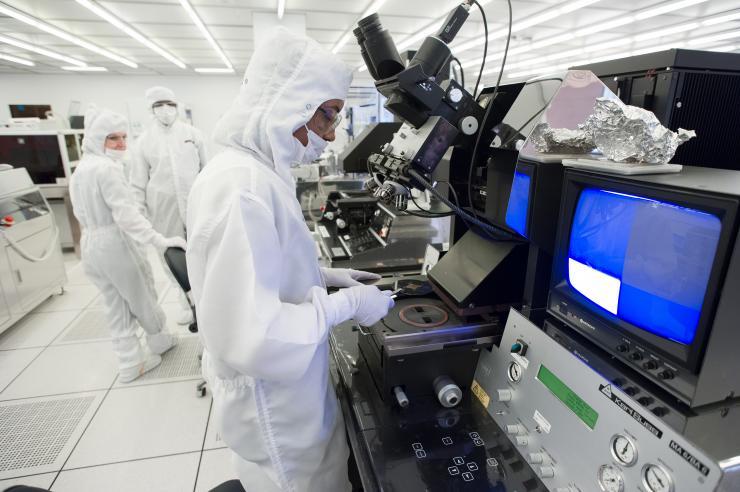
643 464 673 492
507 362 523 383
610 434 638 466
597 464 624 492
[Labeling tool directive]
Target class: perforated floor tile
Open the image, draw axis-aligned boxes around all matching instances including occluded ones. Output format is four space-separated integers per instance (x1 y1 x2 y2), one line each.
114 335 202 387
58 309 110 343
0 392 104 480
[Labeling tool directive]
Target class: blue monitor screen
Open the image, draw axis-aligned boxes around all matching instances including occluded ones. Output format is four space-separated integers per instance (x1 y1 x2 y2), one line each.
506 171 532 237
567 188 722 345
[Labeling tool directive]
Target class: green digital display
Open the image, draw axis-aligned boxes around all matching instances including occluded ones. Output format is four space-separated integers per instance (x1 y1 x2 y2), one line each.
537 364 599 430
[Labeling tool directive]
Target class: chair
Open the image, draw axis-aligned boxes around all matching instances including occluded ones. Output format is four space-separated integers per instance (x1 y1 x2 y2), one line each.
164 246 207 397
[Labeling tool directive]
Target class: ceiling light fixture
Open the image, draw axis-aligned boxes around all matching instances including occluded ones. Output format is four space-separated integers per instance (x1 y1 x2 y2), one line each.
464 0 709 71
452 0 602 55
332 0 388 54
62 65 108 71
277 0 286 19
0 1 137 68
194 67 235 73
0 34 88 66
179 0 233 71
0 52 34 67
75 0 186 69
702 10 740 26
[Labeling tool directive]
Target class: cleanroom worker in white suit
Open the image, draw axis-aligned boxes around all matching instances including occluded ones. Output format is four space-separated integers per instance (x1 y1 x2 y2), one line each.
69 106 185 382
130 86 207 325
186 28 394 491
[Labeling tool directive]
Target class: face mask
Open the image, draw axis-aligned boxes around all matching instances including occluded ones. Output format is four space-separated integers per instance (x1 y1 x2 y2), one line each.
302 126 328 164
153 105 178 126
289 133 307 168
105 148 126 161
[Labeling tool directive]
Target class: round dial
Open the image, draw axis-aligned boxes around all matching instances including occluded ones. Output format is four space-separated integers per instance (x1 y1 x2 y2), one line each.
611 434 638 466
643 464 673 492
507 362 523 383
598 464 624 492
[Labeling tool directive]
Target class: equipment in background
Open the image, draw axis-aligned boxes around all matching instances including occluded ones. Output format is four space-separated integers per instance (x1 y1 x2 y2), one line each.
9 104 52 119
0 129 85 250
69 115 85 130
473 309 740 491
548 166 740 409
0 168 66 335
316 191 446 273
573 48 740 170
338 122 401 173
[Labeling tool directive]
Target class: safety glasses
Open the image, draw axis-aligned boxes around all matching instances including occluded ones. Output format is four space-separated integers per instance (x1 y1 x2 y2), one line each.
152 101 177 109
316 107 342 132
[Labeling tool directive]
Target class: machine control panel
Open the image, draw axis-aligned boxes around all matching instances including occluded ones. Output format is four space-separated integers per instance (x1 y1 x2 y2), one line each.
472 309 731 491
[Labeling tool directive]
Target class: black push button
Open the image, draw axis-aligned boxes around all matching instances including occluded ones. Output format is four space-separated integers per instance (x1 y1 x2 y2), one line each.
616 344 628 353
659 370 675 380
643 360 658 370
624 387 639 396
652 407 669 417
638 396 654 406
630 352 643 361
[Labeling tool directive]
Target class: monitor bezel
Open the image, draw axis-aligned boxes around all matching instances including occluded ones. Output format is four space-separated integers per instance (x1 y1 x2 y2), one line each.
549 170 738 372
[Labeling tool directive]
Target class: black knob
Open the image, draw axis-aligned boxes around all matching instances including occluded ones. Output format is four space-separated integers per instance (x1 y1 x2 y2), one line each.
659 370 675 380
638 396 654 406
624 387 639 396
616 344 629 353
643 360 658 370
652 407 669 417
612 378 626 388
630 352 644 361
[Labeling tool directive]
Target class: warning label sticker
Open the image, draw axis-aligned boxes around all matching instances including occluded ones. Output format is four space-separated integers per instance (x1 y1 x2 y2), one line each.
471 380 491 408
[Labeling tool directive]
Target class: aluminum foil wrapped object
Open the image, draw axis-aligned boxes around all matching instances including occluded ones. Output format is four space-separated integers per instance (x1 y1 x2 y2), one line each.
529 122 596 154
584 97 696 164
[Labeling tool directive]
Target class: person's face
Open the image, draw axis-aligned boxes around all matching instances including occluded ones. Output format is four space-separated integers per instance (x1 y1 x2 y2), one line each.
105 132 127 151
293 99 344 146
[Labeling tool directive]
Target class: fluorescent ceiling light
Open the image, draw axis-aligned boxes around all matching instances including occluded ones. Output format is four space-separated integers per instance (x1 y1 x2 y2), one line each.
194 67 235 73
453 0 602 55
277 0 286 19
466 0 710 72
634 22 699 41
0 52 34 66
76 0 186 69
332 0 388 54
688 29 740 46
62 65 107 71
703 10 740 26
179 0 232 70
0 1 137 68
635 0 708 20
0 34 87 66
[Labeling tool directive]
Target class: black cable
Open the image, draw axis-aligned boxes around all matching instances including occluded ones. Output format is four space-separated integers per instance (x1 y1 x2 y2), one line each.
466 0 513 221
408 169 520 241
403 185 456 217
470 0 488 99
450 56 465 88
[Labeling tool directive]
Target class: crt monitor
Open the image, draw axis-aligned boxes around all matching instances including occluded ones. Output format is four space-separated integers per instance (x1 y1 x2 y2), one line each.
548 167 740 407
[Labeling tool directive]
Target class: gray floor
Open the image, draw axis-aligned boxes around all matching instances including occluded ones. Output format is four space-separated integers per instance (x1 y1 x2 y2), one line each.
0 250 236 491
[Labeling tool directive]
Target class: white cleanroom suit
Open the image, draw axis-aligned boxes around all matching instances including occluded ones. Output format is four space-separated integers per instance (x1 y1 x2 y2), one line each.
69 106 184 382
130 86 207 324
186 28 393 491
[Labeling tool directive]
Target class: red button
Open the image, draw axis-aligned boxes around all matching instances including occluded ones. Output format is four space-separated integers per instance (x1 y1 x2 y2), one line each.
2 216 13 225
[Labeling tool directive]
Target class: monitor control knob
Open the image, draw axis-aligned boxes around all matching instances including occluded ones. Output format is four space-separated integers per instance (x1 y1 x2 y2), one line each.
616 344 628 353
630 352 644 361
659 370 675 380
515 436 528 446
643 360 658 370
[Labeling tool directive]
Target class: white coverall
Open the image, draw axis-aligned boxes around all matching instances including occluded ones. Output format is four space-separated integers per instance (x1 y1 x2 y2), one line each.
186 28 391 491
130 89 207 318
69 107 177 372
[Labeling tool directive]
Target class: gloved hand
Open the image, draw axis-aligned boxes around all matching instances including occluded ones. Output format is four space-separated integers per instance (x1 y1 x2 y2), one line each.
321 267 381 288
337 285 394 326
154 235 187 251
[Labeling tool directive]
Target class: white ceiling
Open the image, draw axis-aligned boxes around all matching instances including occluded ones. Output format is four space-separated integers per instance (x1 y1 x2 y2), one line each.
0 0 738 86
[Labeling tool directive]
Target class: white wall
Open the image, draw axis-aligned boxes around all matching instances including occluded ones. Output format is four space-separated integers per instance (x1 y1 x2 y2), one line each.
0 74 242 148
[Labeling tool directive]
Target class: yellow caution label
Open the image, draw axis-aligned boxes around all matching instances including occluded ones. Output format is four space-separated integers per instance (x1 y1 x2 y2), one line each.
471 379 490 408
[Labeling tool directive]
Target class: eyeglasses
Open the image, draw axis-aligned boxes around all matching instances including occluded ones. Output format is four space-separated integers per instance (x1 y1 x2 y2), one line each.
316 107 342 132
152 101 177 109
